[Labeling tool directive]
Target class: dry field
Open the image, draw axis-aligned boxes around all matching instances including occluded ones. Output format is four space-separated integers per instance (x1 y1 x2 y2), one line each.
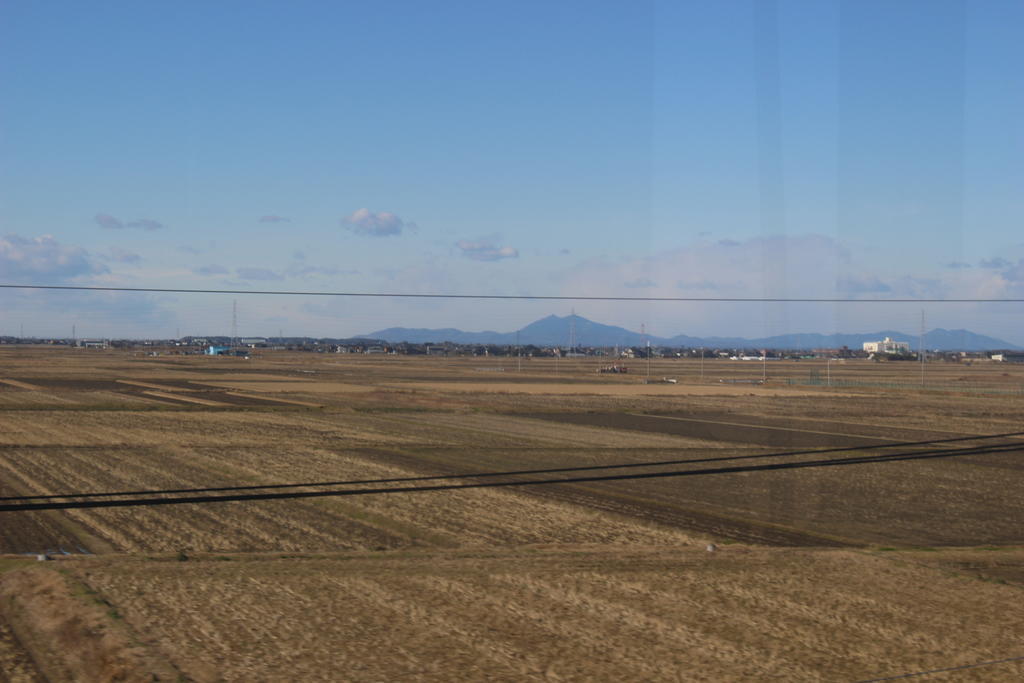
1 347 1023 681
4 548 1024 682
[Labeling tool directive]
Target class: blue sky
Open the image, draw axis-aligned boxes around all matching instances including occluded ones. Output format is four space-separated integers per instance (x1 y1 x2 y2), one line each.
1 0 1022 342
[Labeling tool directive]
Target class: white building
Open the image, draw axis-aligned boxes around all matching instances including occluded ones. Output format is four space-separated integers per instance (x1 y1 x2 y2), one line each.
240 337 267 347
863 337 911 354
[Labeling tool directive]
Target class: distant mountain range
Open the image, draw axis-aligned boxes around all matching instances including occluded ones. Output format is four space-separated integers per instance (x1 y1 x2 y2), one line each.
367 314 1021 351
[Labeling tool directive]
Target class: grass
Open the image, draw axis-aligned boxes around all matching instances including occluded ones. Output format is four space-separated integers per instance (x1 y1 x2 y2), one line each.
0 559 35 575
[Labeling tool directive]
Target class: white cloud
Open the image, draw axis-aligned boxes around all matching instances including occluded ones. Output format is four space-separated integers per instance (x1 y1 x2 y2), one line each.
94 213 124 229
236 267 284 281
193 264 230 276
837 275 892 294
456 240 519 261
1003 259 1024 283
95 213 165 231
556 234 1024 340
106 247 141 265
126 218 165 231
342 208 416 237
564 235 849 300
286 264 355 278
0 234 108 283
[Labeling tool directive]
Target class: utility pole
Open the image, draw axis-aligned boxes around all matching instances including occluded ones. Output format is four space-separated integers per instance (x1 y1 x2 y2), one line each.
232 300 238 348
516 331 521 372
700 346 704 382
642 324 650 379
569 309 576 355
920 310 926 386
762 350 767 383
827 356 831 387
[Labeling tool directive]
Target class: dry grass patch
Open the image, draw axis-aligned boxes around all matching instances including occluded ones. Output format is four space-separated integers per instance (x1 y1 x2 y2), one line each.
0 565 178 682
60 547 1024 682
0 612 43 683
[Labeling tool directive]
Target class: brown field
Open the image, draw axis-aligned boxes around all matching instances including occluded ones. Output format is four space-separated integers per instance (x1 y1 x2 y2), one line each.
382 379 851 397
1 347 1023 681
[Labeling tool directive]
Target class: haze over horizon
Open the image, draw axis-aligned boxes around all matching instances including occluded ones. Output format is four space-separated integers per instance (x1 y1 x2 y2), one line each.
11 311 1016 353
2 1 1022 343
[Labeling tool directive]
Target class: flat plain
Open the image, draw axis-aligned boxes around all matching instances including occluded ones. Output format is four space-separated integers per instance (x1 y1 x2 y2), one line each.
1 347 1023 681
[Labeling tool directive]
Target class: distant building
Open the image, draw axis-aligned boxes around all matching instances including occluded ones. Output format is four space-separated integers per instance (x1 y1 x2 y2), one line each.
992 353 1024 363
206 345 231 356
863 337 911 354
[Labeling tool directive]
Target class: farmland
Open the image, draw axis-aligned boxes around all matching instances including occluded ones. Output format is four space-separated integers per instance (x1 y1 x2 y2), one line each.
2 346 1024 681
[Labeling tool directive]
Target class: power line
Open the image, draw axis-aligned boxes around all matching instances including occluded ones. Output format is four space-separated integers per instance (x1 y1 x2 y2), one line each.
855 654 1024 681
2 283 1022 303
2 430 1018 503
1 438 1019 513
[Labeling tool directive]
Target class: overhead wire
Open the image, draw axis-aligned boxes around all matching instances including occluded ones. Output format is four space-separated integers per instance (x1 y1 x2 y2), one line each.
1 430 1020 503
854 654 1024 681
2 283 1023 303
1 436 1020 512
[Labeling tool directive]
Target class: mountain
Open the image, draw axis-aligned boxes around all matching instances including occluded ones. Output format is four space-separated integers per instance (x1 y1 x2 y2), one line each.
369 315 651 347
917 328 1018 352
366 315 1021 351
518 315 644 346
